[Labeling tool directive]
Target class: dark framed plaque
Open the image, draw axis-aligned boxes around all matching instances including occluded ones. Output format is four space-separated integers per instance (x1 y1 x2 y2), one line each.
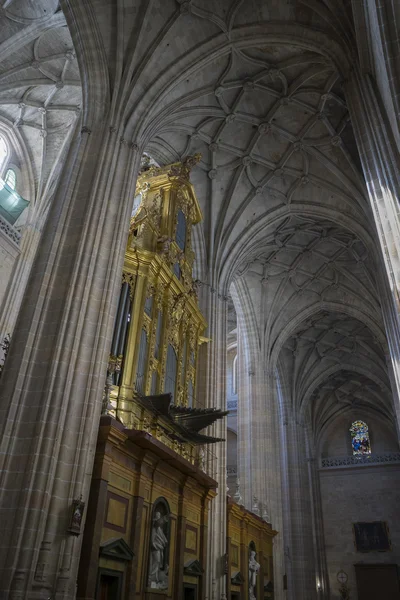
353 521 391 552
67 498 85 535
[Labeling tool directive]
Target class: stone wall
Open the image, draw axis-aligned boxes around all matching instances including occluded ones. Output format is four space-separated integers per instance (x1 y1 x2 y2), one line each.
319 412 400 599
319 412 400 598
320 463 400 600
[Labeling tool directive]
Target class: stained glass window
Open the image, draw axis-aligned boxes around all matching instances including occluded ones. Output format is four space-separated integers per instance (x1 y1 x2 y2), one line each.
350 420 371 455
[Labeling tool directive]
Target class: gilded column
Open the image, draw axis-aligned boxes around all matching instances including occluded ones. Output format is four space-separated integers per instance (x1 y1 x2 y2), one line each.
118 273 147 423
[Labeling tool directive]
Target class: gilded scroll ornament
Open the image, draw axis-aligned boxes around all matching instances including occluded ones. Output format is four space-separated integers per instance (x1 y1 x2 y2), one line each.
167 153 201 180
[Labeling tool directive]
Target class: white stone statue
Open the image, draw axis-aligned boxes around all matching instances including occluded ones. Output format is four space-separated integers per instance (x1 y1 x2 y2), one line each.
198 446 205 471
249 550 260 600
233 477 243 504
148 511 169 589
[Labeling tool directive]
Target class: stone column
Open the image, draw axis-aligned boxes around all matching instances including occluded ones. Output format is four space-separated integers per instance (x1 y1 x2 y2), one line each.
264 374 285 600
345 70 400 429
230 278 258 511
277 376 317 600
0 115 141 598
231 277 285 599
303 415 329 598
306 454 329 598
200 284 228 600
236 317 252 509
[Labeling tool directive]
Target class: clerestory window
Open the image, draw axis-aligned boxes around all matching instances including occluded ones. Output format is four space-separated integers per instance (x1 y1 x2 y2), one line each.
4 169 16 190
350 420 371 456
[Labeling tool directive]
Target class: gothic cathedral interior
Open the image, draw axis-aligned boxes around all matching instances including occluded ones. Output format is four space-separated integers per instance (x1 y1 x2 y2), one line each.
0 2 400 600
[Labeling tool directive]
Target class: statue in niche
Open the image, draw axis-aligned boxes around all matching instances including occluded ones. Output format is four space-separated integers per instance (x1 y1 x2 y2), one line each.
148 503 170 589
249 549 260 600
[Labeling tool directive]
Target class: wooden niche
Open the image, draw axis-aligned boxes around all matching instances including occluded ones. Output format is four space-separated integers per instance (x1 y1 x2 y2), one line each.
227 497 277 600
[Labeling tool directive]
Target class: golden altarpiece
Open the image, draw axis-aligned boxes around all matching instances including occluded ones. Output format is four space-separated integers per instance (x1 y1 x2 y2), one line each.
77 157 226 600
105 153 219 456
76 156 276 600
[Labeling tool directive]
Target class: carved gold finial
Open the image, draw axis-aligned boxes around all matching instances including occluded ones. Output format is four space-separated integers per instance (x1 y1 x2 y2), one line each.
168 154 201 180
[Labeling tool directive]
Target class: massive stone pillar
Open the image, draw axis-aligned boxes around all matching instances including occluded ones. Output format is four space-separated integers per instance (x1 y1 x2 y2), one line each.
230 279 256 510
231 277 285 599
304 421 329 598
236 317 253 508
345 70 400 430
198 280 228 600
0 66 141 600
277 375 317 600
265 374 285 600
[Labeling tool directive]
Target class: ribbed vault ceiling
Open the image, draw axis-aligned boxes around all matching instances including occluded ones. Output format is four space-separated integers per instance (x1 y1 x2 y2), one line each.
147 41 366 267
230 210 391 432
280 311 392 432
0 0 394 430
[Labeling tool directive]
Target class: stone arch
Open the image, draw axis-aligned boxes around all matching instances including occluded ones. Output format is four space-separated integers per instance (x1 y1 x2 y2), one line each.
59 0 109 129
